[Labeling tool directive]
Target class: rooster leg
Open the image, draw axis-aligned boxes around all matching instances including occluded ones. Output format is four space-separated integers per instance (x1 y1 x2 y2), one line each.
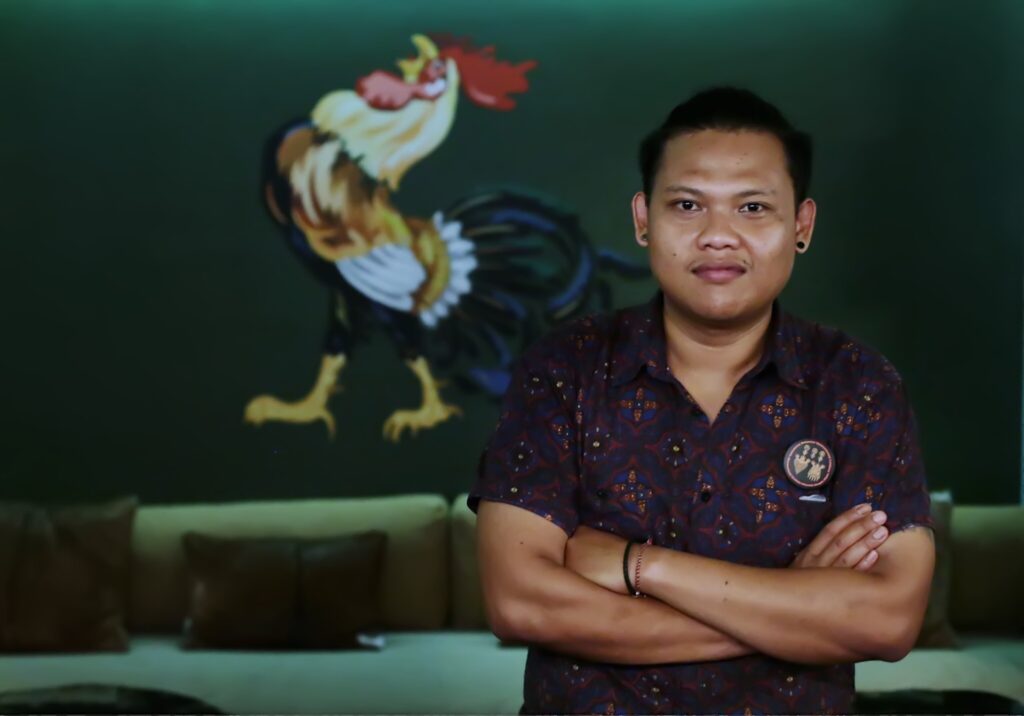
243 353 347 439
382 356 462 442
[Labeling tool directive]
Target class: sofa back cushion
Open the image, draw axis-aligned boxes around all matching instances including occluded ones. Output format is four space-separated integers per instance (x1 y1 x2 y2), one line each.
181 530 388 648
450 492 487 629
949 504 1024 633
128 494 449 633
0 496 137 652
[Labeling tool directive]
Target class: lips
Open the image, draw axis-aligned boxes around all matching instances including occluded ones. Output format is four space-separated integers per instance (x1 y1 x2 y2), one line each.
693 262 747 284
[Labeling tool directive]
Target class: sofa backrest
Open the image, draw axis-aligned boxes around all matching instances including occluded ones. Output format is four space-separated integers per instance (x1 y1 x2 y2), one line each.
128 494 449 633
949 504 1024 633
450 492 488 629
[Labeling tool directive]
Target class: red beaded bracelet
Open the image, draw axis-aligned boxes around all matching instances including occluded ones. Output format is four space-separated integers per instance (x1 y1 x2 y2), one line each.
632 536 653 598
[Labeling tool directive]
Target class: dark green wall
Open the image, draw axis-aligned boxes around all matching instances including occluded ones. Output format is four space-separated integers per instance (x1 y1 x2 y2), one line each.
2 0 1020 505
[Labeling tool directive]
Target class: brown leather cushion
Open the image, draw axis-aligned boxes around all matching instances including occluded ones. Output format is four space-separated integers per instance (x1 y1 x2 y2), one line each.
0 496 138 652
129 496 450 633
182 530 387 649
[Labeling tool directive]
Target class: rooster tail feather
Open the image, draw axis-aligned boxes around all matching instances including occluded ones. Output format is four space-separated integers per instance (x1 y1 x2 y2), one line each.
431 190 646 393
444 191 594 322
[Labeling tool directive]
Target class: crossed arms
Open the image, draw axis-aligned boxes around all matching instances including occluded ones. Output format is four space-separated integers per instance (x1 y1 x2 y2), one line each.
477 499 934 666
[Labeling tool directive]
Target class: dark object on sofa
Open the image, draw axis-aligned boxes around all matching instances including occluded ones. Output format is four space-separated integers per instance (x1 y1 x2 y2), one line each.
854 688 1024 714
0 683 223 714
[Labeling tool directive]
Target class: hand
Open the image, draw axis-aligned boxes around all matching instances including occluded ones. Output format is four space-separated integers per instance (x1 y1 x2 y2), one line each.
790 503 889 570
564 525 632 594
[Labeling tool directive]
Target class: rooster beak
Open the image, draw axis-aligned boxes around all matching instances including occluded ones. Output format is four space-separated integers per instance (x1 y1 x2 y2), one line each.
398 34 440 83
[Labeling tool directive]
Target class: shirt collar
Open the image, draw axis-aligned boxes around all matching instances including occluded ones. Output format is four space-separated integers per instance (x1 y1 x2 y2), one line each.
610 291 808 390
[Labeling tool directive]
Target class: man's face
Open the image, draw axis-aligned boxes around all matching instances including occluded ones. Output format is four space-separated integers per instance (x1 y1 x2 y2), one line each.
632 129 816 326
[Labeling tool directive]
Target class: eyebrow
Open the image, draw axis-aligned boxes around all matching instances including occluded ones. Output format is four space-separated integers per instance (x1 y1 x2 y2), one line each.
664 185 776 198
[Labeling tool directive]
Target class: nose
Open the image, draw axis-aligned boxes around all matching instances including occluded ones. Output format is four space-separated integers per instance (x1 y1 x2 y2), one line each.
697 209 742 251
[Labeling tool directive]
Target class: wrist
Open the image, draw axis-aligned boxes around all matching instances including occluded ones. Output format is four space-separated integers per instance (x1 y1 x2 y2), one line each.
634 544 669 598
627 537 655 597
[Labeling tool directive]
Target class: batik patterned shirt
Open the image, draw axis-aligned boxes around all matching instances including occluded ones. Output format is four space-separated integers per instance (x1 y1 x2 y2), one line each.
469 293 932 715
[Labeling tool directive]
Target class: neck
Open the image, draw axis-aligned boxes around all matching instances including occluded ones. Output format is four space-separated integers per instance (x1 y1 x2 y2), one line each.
662 298 773 385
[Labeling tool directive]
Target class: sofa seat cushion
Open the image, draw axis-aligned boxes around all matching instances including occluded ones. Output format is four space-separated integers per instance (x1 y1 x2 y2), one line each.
2 633 1021 712
855 634 1024 702
0 632 528 714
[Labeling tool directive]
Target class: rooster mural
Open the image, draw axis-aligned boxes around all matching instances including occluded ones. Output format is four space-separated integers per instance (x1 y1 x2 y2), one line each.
244 34 644 441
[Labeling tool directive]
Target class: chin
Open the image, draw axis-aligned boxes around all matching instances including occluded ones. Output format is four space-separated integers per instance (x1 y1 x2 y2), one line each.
670 289 757 326
696 302 748 325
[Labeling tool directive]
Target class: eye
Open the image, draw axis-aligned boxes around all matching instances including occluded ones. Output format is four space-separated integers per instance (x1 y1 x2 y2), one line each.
740 202 766 213
675 200 699 212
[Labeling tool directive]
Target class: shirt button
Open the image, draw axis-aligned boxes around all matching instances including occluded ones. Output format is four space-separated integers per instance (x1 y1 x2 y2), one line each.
701 489 712 503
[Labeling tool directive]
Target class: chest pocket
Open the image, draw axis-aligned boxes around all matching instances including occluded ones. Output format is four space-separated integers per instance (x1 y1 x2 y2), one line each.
786 485 835 545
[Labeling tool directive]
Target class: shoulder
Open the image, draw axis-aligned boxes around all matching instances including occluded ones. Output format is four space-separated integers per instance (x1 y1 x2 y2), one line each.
784 311 906 400
518 304 637 371
505 304 648 407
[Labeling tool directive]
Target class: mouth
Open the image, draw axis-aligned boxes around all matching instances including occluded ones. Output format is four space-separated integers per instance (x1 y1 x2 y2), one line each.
692 263 747 284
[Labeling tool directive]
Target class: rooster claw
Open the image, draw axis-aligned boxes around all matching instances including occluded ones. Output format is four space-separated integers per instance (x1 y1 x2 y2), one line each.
243 394 337 439
382 402 462 442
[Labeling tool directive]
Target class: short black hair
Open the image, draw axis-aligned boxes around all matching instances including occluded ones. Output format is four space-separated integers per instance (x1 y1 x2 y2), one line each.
638 86 813 205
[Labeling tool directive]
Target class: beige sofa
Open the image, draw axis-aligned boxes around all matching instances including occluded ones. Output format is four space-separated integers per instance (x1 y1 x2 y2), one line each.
1 493 1021 713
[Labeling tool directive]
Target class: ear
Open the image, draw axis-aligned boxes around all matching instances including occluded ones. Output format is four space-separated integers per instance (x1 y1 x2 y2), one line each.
632 192 650 247
795 197 817 253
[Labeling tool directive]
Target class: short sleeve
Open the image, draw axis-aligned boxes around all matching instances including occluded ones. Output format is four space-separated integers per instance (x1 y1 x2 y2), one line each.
467 345 580 536
830 362 933 534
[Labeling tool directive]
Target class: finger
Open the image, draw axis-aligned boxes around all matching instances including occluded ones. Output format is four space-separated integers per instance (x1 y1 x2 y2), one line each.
802 503 872 560
817 512 886 566
834 525 889 568
817 512 887 567
854 549 879 571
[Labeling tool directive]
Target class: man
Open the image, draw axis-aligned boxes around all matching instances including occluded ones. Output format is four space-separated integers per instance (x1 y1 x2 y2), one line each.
468 87 935 715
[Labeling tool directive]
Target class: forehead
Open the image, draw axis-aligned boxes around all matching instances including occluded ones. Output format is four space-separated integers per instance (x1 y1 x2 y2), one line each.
657 129 790 193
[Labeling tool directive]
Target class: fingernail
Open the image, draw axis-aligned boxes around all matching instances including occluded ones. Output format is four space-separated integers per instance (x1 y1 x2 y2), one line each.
873 527 887 539
856 504 871 515
872 511 887 524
